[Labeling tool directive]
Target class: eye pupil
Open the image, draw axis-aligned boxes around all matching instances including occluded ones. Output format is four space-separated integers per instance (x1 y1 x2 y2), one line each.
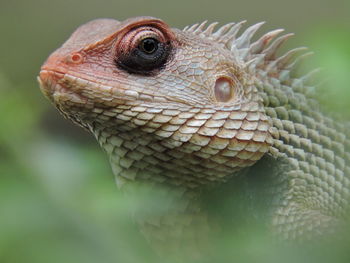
140 38 158 54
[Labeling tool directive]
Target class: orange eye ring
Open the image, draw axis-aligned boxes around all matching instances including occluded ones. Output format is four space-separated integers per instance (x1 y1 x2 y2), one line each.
116 26 166 55
115 25 173 74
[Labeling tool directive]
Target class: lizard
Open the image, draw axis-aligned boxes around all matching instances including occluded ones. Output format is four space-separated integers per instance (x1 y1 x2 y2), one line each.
38 16 350 249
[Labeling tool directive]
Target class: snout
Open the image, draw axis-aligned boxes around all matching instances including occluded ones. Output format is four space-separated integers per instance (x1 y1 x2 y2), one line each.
38 69 66 101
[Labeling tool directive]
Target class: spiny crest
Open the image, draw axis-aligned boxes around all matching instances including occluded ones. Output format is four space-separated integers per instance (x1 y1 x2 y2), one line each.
183 20 314 76
183 20 247 47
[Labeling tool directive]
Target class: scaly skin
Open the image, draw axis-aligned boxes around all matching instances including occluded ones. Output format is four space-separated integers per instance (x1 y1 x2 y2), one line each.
38 17 350 247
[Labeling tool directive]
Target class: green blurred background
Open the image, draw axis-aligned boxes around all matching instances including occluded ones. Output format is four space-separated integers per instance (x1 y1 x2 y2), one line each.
0 0 350 262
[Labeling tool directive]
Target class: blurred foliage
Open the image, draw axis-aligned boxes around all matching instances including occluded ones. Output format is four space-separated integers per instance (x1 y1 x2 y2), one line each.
301 27 350 119
0 0 350 262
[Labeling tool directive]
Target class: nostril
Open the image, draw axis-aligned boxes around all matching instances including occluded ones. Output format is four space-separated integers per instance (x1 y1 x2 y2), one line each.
69 52 83 64
214 77 234 102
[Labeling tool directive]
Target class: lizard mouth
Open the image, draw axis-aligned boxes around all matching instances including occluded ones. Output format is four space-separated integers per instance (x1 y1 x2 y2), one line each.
39 69 193 108
38 69 88 106
38 70 67 101
38 69 92 130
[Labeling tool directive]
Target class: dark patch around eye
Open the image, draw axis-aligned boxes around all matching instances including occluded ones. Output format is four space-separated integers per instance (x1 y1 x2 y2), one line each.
116 38 172 75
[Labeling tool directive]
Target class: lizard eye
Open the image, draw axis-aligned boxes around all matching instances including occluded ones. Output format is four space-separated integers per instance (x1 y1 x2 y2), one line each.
115 26 172 75
139 38 158 54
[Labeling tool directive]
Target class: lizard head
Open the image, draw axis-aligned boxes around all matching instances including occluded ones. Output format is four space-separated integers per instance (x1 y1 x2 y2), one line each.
39 17 274 187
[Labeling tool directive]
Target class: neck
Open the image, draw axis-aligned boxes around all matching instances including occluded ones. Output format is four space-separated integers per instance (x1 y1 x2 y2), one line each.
91 122 250 189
